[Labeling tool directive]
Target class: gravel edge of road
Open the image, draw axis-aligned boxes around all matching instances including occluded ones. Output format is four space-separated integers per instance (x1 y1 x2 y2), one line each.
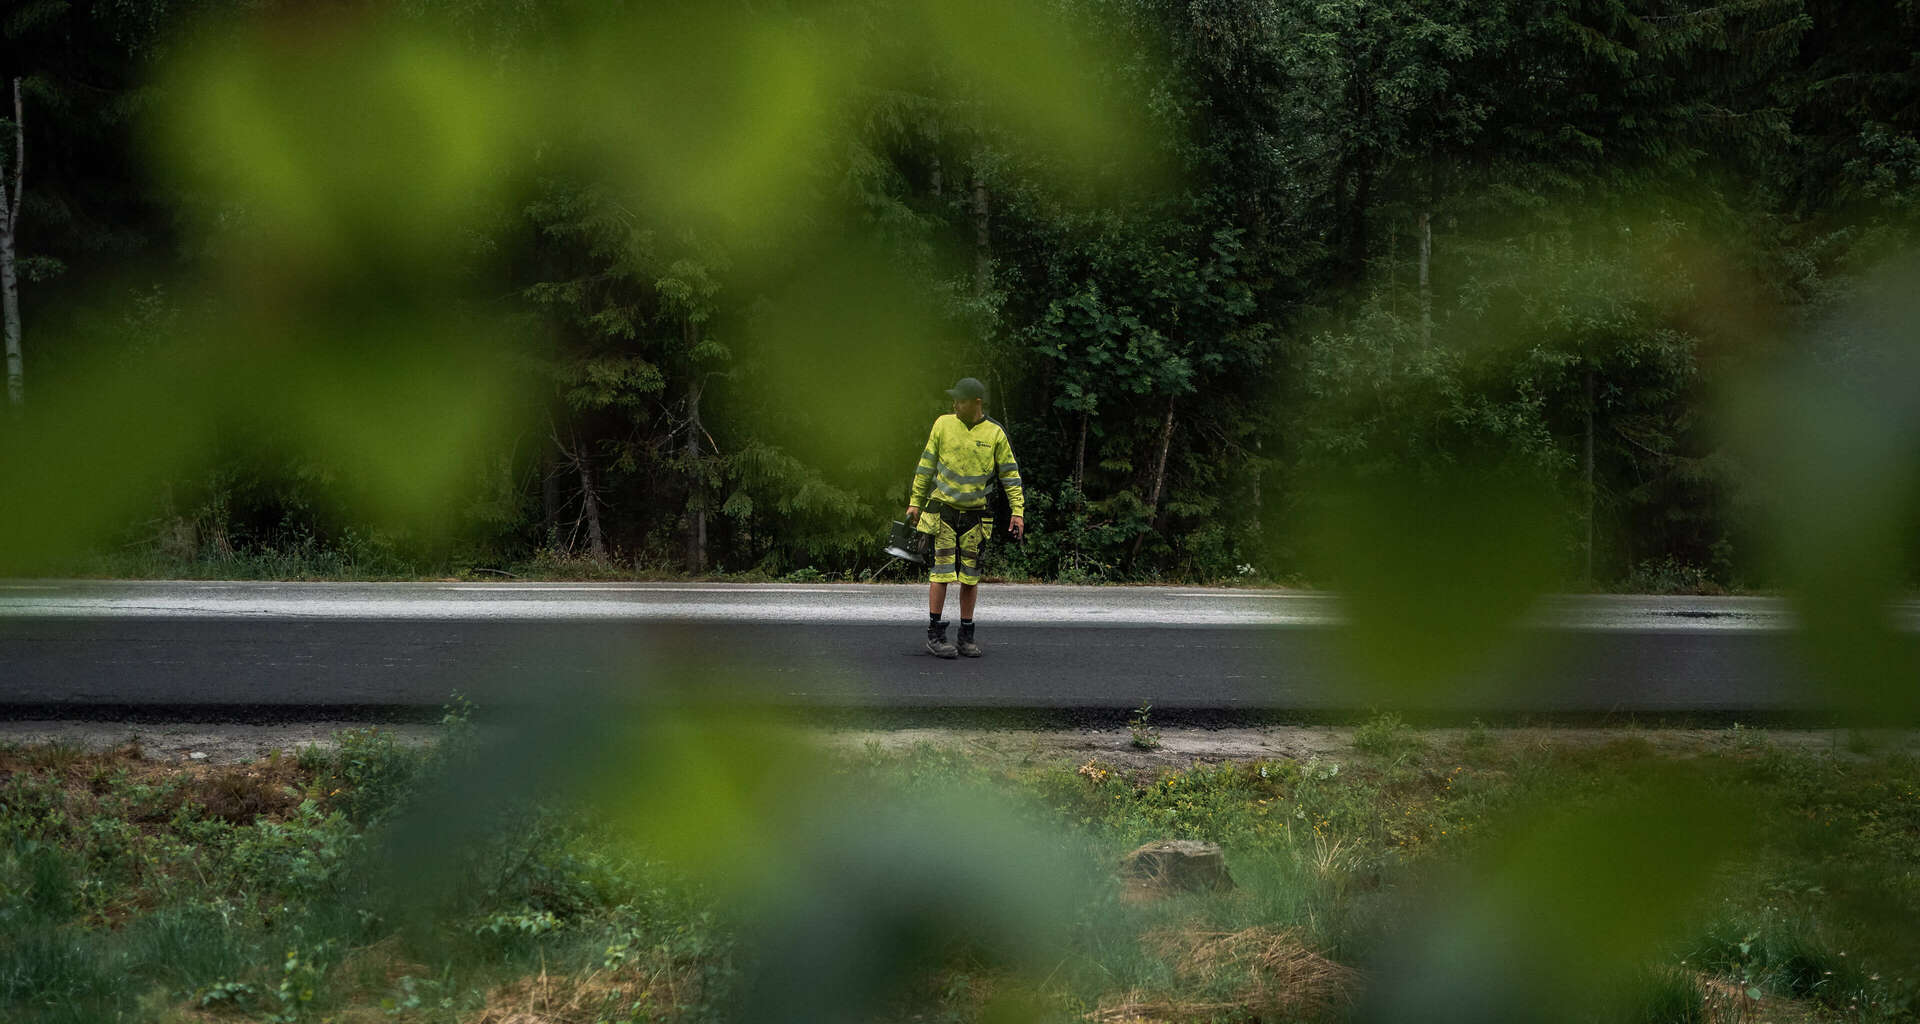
6 719 1916 769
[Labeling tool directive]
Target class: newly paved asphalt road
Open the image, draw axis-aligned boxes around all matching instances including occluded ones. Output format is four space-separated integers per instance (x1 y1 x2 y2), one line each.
2 581 1915 718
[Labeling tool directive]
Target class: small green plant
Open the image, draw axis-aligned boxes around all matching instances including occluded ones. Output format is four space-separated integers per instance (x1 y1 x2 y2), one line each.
379 975 454 1016
295 744 333 775
199 979 258 1008
1726 722 1767 752
1353 711 1424 762
1462 718 1493 752
316 728 421 826
475 908 562 939
1128 703 1161 750
271 945 331 1022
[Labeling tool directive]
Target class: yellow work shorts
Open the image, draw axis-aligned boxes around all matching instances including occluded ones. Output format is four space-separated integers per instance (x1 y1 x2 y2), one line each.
918 509 993 586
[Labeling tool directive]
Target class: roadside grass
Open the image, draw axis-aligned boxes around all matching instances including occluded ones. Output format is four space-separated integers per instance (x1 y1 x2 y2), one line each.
1 723 1916 1022
73 542 425 582
1349 711 1425 763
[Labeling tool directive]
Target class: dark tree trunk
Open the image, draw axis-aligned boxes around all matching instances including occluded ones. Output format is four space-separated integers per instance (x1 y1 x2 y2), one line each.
1337 19 1374 284
1584 369 1596 586
684 373 707 574
542 441 560 545
1348 160 1372 279
971 164 991 300
577 444 608 562
683 316 708 573
971 159 995 418
1418 210 1432 346
1388 220 1399 314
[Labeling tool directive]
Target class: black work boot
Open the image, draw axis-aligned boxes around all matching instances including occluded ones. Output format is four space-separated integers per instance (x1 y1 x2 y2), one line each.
956 621 982 658
926 620 958 659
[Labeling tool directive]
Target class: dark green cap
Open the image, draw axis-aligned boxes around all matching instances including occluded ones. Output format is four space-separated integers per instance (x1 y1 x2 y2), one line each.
945 377 987 400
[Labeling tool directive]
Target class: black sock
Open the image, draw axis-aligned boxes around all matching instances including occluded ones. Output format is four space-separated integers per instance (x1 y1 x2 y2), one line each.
961 618 973 626
929 612 943 625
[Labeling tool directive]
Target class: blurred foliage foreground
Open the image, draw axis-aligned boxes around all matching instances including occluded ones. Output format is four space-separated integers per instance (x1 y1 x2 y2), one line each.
4 0 1919 593
2 5 1918 1021
1 702 1917 1024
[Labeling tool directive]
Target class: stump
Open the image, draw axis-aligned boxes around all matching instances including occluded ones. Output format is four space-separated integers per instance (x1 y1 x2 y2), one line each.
1119 839 1234 898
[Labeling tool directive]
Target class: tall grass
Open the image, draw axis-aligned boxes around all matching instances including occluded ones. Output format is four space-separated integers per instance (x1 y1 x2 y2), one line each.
2 726 1917 1021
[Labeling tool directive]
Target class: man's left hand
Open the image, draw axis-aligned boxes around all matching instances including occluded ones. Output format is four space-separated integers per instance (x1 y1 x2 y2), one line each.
1009 515 1025 541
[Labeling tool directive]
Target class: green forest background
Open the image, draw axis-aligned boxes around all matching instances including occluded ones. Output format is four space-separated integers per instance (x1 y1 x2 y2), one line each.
3 0 1917 587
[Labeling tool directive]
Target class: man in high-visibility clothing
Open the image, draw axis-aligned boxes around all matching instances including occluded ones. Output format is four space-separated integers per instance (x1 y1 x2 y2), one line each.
906 377 1025 658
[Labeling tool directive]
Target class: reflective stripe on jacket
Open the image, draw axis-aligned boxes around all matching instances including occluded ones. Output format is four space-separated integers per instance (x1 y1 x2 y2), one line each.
909 414 1024 517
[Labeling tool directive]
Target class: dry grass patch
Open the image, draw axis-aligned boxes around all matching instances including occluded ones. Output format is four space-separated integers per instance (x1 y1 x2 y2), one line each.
187 753 309 824
1697 974 1825 1024
1134 926 1359 1022
0 740 313 827
330 937 432 1003
1087 994 1247 1023
465 960 700 1024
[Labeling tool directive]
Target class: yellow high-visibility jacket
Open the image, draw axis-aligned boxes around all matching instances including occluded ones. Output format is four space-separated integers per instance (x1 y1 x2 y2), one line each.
909 414 1025 518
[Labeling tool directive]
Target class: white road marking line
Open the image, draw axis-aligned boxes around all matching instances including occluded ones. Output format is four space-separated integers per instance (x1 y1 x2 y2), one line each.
432 585 842 594
1169 592 1318 599
626 587 860 594
434 586 646 592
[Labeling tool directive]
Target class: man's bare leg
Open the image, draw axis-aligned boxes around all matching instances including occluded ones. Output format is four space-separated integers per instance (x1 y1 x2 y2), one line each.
928 580 949 617
959 582 978 620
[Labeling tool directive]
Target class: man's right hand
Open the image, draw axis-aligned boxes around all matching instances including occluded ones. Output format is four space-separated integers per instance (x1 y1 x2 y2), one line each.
906 506 920 523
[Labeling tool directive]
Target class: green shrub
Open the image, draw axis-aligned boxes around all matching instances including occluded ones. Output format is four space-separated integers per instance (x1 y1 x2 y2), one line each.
1626 557 1719 595
314 728 423 827
1352 712 1424 762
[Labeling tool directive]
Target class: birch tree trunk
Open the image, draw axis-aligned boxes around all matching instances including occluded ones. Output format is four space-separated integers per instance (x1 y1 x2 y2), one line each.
1130 396 1177 561
2 79 25 413
1146 396 1175 520
0 215 20 413
1073 409 1089 494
